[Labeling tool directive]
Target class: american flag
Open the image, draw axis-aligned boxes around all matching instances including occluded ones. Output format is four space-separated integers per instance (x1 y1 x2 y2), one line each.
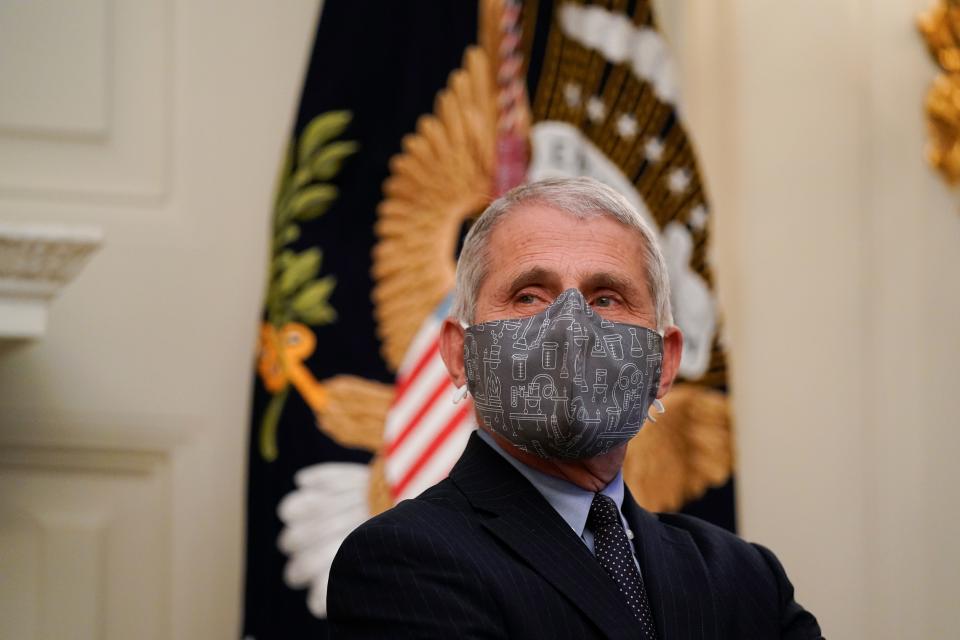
385 0 528 502
384 296 475 501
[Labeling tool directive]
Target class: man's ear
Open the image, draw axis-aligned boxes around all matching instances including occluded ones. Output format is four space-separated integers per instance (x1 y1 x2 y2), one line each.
656 325 684 398
439 317 467 387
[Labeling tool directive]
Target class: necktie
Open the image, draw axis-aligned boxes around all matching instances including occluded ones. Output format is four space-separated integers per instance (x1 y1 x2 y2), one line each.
587 493 657 639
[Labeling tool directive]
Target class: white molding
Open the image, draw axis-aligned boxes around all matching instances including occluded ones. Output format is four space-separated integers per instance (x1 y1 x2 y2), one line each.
0 223 103 338
0 411 190 454
0 0 109 137
0 0 171 202
0 414 175 640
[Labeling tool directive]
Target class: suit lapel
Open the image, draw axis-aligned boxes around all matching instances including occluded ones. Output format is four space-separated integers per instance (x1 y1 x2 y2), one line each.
623 491 720 640
450 433 639 640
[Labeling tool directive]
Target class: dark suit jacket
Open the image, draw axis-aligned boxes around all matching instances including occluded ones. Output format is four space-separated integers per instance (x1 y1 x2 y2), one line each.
328 433 822 639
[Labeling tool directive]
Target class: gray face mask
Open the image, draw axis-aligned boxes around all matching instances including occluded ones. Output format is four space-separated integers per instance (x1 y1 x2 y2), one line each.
463 288 663 460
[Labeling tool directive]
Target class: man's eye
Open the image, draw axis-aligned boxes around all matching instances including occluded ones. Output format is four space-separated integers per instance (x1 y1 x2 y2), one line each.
592 296 613 308
517 293 537 304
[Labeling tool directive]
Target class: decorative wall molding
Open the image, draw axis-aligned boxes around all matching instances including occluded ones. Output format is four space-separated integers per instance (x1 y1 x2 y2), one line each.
0 223 103 338
0 0 109 138
0 0 171 201
0 415 174 640
0 410 190 454
0 429 176 475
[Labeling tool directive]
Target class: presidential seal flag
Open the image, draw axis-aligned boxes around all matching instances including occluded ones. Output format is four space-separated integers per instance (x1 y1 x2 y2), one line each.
243 1 734 637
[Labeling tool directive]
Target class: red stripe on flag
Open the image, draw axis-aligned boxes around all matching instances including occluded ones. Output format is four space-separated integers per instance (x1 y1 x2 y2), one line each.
391 402 472 498
392 339 440 403
386 375 451 455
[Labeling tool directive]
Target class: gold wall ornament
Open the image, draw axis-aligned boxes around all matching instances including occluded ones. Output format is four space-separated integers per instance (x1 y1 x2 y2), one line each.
919 0 960 185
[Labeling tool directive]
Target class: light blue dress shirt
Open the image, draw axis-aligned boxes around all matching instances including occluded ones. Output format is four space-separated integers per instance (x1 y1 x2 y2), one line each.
476 428 640 564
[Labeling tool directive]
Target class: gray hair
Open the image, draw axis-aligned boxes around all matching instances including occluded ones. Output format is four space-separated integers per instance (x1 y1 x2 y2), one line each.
452 176 673 329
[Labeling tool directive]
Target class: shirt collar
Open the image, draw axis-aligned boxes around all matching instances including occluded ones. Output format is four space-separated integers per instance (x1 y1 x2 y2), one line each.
476 428 625 538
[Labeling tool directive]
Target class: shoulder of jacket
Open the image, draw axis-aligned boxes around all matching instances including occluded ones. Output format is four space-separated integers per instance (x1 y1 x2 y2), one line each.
655 512 767 565
341 478 472 540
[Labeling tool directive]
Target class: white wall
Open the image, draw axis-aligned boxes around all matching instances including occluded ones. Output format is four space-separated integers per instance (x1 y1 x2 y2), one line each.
0 1 319 638
659 0 960 637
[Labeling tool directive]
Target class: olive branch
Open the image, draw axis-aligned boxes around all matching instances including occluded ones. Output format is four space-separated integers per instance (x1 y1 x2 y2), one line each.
259 110 359 462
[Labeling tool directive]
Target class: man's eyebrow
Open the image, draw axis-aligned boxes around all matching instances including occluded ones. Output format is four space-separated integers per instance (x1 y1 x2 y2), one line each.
506 267 557 292
581 272 637 293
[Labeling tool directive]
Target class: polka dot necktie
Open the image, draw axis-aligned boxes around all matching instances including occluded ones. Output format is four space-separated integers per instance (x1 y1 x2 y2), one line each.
586 493 658 639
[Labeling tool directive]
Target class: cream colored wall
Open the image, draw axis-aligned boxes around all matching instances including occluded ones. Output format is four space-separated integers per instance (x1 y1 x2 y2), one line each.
0 1 319 638
658 0 960 638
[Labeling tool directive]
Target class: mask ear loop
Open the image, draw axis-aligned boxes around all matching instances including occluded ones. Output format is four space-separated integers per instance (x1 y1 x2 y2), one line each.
649 325 667 422
647 398 666 423
453 316 471 405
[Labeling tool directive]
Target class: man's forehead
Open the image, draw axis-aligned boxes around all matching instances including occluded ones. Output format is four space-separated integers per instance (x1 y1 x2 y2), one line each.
487 204 631 245
484 205 645 264
505 266 638 293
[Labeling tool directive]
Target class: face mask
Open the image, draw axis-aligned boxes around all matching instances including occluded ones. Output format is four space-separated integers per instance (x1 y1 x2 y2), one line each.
463 288 663 460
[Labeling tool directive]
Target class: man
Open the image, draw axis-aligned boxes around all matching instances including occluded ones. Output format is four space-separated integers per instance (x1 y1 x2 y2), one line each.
328 177 822 639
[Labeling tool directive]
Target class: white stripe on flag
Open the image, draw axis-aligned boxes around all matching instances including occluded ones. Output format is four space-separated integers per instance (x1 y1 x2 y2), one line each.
385 376 462 484
383 356 450 443
397 318 442 380
394 417 474 501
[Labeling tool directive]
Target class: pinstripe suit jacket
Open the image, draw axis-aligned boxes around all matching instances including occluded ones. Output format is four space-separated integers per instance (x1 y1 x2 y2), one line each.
328 433 822 639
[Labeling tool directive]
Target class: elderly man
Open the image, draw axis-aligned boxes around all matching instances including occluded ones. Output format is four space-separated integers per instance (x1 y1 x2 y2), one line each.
328 177 822 639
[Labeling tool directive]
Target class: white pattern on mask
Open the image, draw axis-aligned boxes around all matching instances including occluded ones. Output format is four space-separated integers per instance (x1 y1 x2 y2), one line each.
463 289 663 459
